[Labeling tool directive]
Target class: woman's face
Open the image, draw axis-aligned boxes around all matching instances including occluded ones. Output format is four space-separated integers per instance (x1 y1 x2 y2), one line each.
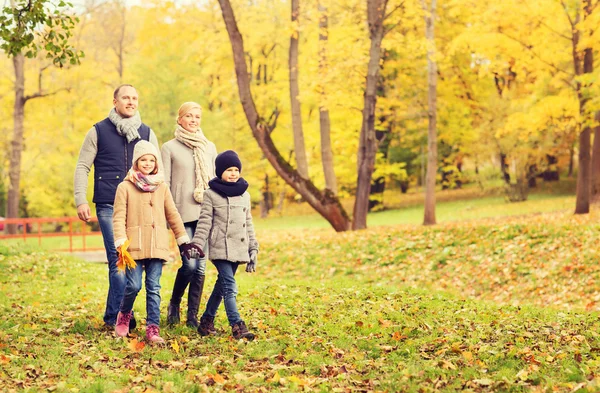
178 107 202 132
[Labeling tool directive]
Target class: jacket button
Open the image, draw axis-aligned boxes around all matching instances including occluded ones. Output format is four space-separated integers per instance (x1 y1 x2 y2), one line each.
241 238 245 242
243 208 246 212
152 223 155 228
149 200 153 206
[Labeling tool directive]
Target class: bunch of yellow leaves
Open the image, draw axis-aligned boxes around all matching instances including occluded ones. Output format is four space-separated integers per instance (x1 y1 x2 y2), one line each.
117 239 137 271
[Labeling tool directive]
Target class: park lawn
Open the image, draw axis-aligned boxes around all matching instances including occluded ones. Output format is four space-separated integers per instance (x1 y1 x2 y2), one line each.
2 209 600 392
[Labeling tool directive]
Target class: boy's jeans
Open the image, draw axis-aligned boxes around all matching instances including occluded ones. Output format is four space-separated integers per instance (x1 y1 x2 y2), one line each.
203 260 241 325
120 258 163 327
96 203 126 326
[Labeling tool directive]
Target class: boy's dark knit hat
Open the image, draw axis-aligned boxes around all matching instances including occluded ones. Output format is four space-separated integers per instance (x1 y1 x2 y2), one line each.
215 150 242 178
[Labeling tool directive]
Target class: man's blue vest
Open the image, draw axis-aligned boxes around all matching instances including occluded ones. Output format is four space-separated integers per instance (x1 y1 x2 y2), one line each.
92 118 151 204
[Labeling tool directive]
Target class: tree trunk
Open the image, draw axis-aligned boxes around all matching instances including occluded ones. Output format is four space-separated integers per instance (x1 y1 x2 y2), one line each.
217 0 350 231
368 130 390 211
7 53 25 234
352 0 388 230
574 2 593 214
423 0 437 226
590 111 600 201
318 2 337 195
289 0 309 178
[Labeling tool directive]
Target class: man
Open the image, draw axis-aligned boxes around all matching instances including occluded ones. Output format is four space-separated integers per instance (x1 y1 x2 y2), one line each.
74 84 161 329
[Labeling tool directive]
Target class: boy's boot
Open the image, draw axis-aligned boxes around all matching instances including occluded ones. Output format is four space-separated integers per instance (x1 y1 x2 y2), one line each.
186 275 205 328
115 311 132 337
146 324 165 344
198 316 217 336
167 270 191 325
231 321 255 341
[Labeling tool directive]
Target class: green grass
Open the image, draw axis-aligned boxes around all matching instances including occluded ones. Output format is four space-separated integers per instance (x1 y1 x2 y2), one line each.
3 207 600 391
253 193 575 230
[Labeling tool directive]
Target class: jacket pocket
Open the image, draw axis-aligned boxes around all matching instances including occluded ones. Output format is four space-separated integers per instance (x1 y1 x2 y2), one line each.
126 226 142 251
155 226 170 250
174 184 182 204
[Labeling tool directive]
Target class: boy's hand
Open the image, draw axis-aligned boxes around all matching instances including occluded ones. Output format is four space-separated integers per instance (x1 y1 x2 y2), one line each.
179 243 204 260
246 250 257 273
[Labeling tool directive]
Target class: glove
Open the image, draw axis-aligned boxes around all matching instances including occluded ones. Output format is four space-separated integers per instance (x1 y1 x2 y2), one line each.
179 242 204 260
116 239 136 272
246 250 257 273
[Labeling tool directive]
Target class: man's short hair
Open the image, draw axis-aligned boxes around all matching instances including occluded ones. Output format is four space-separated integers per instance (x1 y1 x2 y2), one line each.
113 84 136 99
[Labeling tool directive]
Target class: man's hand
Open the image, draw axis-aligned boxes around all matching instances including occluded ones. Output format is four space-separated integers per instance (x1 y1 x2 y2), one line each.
179 243 204 260
246 250 257 273
77 203 91 222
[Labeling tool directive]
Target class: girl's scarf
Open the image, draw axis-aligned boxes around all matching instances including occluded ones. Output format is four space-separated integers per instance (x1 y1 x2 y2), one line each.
126 169 164 192
108 108 142 143
174 125 211 203
208 177 249 197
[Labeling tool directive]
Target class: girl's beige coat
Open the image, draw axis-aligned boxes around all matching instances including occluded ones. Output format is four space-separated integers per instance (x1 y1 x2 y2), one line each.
113 181 188 261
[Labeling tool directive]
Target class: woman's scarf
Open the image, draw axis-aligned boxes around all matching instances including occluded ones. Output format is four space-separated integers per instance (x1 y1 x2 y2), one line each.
108 108 142 143
174 125 211 203
126 169 164 192
208 177 249 197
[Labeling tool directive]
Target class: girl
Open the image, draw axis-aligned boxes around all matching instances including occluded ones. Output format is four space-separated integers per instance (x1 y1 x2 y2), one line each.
161 102 218 328
113 140 202 343
183 150 258 340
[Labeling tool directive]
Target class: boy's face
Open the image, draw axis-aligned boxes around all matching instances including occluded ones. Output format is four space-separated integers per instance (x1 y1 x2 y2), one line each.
221 166 240 183
137 154 157 176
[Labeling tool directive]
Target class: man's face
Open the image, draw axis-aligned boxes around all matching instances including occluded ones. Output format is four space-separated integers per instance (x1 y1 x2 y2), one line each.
113 86 138 118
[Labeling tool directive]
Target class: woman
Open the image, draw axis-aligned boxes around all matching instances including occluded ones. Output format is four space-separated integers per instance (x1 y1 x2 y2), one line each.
161 102 218 328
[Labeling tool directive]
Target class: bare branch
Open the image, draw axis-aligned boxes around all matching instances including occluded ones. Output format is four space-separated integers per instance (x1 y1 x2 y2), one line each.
560 0 575 28
24 87 70 102
499 30 574 77
267 107 280 130
384 1 405 20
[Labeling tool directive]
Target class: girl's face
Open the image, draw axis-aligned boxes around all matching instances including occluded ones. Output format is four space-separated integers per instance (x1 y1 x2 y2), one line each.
177 107 202 132
221 166 240 183
137 154 157 175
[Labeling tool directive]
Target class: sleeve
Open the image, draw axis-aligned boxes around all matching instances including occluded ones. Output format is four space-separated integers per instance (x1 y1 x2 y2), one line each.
161 143 172 189
112 184 128 248
164 186 189 245
74 127 98 207
246 194 259 253
191 191 214 249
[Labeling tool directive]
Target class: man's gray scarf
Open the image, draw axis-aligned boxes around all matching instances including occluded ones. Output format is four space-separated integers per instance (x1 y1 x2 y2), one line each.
108 108 142 143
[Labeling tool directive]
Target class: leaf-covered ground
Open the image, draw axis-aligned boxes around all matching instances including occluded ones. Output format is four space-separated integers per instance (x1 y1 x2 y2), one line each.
2 211 600 392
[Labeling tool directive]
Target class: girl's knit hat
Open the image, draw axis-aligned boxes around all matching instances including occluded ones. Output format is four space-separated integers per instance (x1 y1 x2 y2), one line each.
215 150 242 178
133 140 160 171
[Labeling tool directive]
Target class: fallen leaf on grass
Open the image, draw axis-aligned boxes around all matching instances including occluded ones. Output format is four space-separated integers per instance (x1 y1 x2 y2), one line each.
127 338 145 352
171 340 179 353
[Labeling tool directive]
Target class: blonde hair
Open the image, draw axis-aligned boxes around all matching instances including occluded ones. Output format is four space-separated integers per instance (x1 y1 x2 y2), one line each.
177 102 202 125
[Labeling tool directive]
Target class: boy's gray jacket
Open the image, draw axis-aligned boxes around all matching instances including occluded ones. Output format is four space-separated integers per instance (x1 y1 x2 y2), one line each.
191 188 258 263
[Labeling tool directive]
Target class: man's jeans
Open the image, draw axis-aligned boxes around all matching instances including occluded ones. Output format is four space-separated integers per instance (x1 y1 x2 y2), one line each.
96 203 125 326
120 258 163 327
203 260 241 325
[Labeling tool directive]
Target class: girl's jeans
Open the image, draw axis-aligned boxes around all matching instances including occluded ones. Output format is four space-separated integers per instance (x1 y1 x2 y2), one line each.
120 258 163 326
203 260 241 325
96 203 125 326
